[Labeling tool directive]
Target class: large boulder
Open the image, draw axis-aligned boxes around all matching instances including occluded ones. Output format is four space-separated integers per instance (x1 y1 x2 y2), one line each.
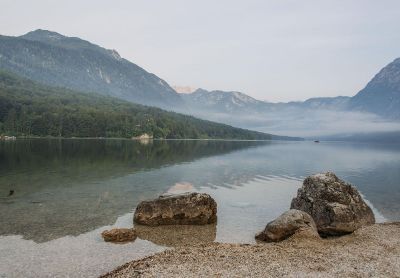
101 228 137 242
291 172 375 236
255 209 319 242
134 192 217 226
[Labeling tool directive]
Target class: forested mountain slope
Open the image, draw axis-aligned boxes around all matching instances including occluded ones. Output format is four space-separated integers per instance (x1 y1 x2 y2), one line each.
0 71 297 140
0 29 182 109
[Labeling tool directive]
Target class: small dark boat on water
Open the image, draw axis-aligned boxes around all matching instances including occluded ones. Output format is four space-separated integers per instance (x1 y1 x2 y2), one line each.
314 140 320 143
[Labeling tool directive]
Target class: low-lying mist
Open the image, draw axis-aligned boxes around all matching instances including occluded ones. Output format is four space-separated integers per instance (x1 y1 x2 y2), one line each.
188 108 400 139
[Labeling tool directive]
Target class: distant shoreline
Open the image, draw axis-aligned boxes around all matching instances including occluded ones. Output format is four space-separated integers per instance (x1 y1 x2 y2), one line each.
2 136 304 142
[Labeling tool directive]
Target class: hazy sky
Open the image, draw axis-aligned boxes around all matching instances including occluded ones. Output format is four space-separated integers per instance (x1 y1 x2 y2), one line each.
1 0 400 102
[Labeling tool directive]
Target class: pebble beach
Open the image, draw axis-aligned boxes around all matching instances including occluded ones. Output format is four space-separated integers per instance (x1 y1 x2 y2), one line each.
102 222 400 278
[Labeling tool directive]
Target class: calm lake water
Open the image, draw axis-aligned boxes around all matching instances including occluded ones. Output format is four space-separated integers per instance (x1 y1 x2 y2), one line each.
0 139 399 277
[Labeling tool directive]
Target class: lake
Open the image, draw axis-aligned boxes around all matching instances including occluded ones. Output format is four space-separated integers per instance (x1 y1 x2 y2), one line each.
0 139 399 277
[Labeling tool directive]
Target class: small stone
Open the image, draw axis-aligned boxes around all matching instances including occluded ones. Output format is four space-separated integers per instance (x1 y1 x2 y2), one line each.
255 209 319 242
101 228 137 242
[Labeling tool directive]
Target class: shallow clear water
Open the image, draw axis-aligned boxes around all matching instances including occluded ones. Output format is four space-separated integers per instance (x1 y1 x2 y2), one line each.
0 139 399 277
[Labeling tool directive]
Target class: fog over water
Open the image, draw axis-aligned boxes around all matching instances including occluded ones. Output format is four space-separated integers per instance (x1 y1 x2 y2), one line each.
188 108 400 138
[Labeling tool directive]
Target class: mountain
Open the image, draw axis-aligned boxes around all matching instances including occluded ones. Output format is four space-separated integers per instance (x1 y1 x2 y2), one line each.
0 29 182 109
349 58 400 119
0 70 301 140
180 58 400 137
172 85 196 94
182 58 400 122
182 89 352 114
181 88 268 114
297 96 351 110
181 87 353 115
1 29 398 138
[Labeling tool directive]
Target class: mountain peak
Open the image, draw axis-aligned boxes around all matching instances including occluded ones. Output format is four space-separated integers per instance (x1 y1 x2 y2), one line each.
21 29 66 41
20 29 109 55
349 57 400 119
19 29 124 61
0 29 182 109
182 88 263 114
192 88 259 103
192 88 209 94
173 85 197 94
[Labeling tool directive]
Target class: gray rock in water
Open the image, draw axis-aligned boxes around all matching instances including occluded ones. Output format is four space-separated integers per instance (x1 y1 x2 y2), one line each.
255 209 319 242
291 172 375 236
134 192 217 226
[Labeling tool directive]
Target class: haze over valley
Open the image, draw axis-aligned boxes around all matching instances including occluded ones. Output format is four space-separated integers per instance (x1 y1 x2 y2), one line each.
1 29 399 139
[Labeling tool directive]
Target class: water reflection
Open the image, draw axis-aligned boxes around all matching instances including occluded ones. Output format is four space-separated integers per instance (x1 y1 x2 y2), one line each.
0 139 399 277
166 182 197 194
0 139 266 242
0 213 166 278
1 140 399 244
135 224 217 247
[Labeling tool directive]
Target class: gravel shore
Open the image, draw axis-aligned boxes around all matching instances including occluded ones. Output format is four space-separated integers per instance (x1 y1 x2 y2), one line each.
101 222 400 277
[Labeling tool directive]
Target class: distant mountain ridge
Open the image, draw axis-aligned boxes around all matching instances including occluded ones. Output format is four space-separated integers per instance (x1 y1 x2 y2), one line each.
181 88 266 113
181 58 400 121
0 29 182 109
0 70 299 140
0 29 398 120
178 59 400 137
181 89 353 114
0 29 399 138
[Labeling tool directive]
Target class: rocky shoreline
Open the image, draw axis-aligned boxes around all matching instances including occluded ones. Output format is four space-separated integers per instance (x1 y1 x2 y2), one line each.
100 173 399 277
102 222 400 277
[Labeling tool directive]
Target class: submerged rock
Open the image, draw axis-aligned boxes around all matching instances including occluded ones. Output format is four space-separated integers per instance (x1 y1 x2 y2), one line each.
255 209 319 242
135 223 216 247
101 228 137 242
134 192 217 226
291 172 375 236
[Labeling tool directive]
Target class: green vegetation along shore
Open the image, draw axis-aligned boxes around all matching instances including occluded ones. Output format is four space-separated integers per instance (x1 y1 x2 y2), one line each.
0 71 300 140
